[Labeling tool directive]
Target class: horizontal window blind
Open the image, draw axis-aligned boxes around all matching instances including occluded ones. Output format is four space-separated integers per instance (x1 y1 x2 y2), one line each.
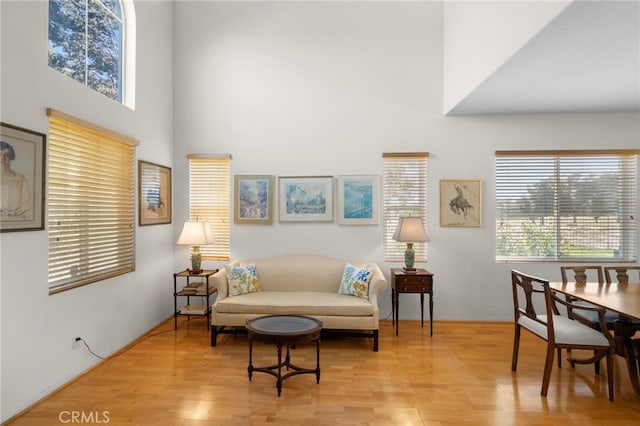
188 155 230 260
47 109 138 294
496 150 638 262
383 153 428 262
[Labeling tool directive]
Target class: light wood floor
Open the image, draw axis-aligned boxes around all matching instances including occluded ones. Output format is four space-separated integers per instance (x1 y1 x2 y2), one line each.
5 318 640 425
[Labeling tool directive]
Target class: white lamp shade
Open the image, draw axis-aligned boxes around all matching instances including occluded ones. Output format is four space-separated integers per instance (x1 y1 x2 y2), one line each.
177 221 214 246
393 217 429 243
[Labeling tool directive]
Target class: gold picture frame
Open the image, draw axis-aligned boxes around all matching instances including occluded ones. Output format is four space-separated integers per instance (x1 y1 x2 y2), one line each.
234 175 274 224
138 160 172 226
440 179 481 227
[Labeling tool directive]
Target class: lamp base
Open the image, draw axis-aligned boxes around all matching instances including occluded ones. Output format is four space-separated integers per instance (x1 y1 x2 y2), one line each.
190 246 202 274
403 242 416 273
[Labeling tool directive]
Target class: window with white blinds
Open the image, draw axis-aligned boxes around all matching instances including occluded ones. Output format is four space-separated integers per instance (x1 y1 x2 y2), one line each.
496 150 639 262
188 155 230 260
383 153 428 262
47 109 138 294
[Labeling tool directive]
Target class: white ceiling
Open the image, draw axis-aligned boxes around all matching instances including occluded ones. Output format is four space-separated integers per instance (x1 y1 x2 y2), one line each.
447 0 640 116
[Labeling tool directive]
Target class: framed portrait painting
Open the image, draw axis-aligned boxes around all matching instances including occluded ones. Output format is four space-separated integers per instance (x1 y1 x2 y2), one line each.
234 175 274 224
337 175 379 225
0 122 46 232
138 160 172 226
440 179 482 227
278 176 334 222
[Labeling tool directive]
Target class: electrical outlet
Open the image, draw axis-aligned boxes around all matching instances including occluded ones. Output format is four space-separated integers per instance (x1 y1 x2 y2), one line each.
72 335 81 350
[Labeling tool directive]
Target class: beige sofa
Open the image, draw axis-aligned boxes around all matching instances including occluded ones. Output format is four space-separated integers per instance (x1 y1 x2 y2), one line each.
210 254 388 351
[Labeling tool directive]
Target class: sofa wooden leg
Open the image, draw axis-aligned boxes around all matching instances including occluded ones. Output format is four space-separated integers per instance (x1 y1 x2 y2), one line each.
373 329 379 352
211 325 218 347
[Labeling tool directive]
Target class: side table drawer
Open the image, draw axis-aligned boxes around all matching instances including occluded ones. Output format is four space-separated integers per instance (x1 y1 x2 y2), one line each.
398 283 430 292
397 277 432 292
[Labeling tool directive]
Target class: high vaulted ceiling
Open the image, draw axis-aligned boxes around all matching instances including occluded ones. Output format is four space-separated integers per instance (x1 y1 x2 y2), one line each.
448 0 640 116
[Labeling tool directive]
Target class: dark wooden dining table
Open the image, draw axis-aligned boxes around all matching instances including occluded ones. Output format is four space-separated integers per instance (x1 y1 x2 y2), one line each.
550 281 640 399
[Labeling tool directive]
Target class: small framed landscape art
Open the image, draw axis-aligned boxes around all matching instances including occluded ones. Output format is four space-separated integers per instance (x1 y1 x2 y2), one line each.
0 122 46 232
440 179 481 227
278 176 334 222
138 160 172 226
337 175 379 225
234 175 274 224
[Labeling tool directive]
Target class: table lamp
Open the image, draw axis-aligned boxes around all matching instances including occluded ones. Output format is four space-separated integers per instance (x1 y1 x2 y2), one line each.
177 221 214 273
393 216 429 273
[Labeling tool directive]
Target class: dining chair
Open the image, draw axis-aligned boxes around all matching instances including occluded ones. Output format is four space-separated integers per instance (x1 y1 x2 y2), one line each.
511 270 615 401
560 265 618 329
560 266 619 329
604 266 640 339
604 266 640 284
560 265 604 285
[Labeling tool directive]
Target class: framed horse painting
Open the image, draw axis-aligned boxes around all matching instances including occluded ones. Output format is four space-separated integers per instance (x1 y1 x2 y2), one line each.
440 179 481 227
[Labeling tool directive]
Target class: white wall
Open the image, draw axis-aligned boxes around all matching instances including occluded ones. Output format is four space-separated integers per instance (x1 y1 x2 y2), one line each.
0 0 175 421
2 0 639 421
173 1 640 322
442 0 571 114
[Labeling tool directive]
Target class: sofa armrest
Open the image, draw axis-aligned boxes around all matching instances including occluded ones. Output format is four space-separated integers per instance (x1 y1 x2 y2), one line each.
367 263 388 309
210 265 231 300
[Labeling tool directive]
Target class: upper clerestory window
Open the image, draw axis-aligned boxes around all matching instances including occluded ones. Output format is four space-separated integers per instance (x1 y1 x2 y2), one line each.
48 0 136 108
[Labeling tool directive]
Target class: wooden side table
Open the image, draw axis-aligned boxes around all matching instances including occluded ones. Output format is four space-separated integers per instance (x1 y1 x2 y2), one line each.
173 269 218 329
391 268 434 336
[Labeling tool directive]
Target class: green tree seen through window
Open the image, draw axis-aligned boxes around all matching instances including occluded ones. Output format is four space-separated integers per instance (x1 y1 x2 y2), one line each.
48 0 123 102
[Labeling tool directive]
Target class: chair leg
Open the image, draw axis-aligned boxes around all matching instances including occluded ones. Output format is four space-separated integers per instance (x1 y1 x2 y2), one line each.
511 325 521 372
606 352 614 402
541 343 556 397
557 348 562 368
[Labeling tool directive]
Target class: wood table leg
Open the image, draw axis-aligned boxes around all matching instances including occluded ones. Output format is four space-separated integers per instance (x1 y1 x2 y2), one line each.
276 343 283 397
394 289 399 336
429 291 433 336
391 289 395 327
248 337 254 380
315 339 321 384
614 320 640 399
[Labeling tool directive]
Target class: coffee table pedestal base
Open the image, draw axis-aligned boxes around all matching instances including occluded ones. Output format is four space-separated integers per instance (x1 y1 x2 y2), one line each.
248 339 321 396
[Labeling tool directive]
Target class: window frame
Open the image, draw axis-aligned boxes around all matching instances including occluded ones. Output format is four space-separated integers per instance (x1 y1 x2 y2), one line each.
495 149 639 263
187 154 231 261
47 0 136 108
47 108 138 294
383 152 429 262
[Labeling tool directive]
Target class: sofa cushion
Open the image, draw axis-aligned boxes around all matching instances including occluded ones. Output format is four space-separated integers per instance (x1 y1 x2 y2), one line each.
230 254 367 292
338 263 373 299
226 264 259 296
214 291 376 316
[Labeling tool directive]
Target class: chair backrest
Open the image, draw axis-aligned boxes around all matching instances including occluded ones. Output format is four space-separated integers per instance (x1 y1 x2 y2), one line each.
604 266 640 284
560 266 604 284
511 270 553 322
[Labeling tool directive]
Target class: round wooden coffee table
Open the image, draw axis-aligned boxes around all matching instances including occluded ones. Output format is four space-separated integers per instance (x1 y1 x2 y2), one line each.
246 315 322 396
